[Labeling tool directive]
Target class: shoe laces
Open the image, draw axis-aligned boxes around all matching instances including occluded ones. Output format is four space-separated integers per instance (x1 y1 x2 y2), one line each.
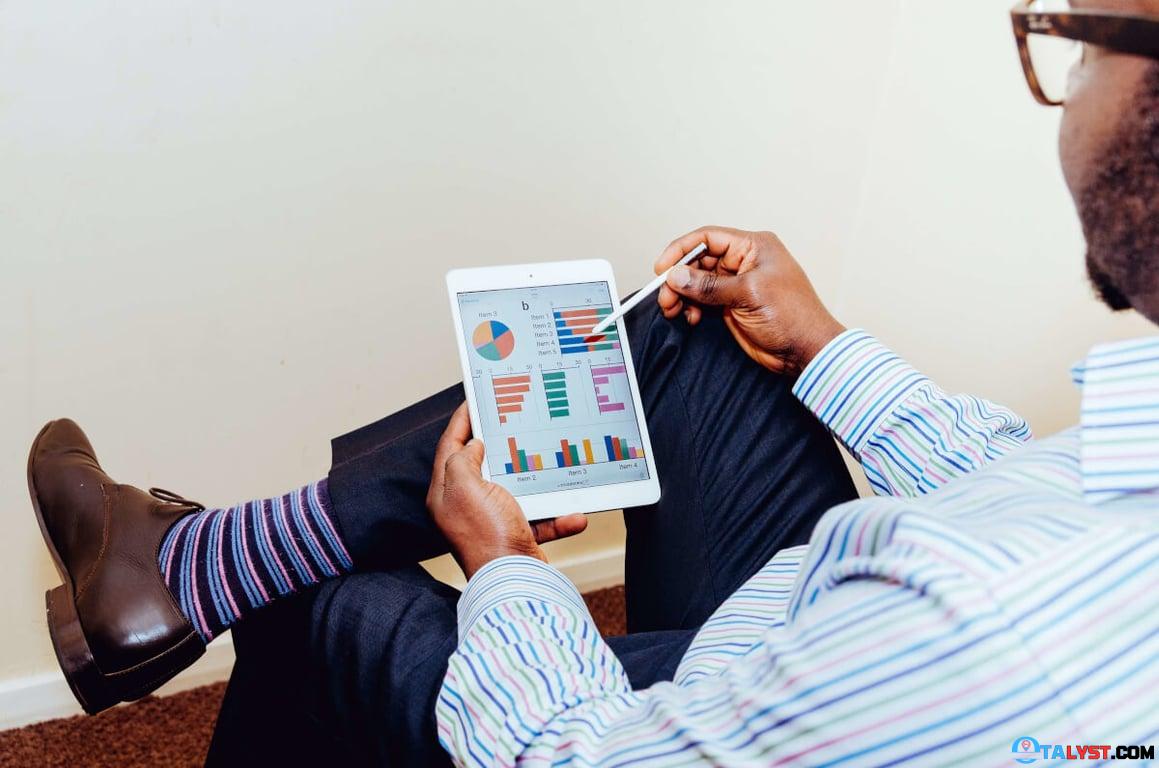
148 487 206 512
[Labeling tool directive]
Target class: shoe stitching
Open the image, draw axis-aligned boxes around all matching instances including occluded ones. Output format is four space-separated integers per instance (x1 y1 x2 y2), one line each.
150 501 201 630
103 629 203 678
74 484 113 601
113 634 206 702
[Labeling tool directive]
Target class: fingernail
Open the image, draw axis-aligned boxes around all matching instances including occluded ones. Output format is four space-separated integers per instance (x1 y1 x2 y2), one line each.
467 438 482 446
669 265 692 289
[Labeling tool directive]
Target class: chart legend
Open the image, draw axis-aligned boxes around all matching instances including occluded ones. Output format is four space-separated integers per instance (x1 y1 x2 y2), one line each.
541 370 570 418
492 373 531 424
554 306 621 355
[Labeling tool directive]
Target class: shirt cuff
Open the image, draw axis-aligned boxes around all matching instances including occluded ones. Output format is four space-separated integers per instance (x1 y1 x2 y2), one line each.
792 329 930 454
456 555 593 641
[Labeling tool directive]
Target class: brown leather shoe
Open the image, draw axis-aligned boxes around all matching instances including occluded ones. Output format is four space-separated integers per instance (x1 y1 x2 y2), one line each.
27 419 207 715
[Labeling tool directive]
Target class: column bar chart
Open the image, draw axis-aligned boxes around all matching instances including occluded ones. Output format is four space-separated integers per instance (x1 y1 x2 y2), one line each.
603 434 644 461
553 435 644 467
505 436 545 474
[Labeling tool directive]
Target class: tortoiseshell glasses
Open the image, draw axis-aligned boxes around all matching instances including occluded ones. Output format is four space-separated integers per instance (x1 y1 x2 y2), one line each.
1011 0 1159 105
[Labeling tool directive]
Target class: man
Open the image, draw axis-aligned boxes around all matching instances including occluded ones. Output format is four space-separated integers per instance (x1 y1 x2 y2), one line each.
25 0 1158 764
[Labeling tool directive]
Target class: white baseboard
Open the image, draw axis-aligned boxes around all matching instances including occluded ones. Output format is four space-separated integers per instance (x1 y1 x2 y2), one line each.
0 547 624 732
0 637 238 731
556 546 626 593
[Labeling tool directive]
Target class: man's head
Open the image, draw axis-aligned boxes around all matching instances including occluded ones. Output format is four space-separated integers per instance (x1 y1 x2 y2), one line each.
1057 0 1159 320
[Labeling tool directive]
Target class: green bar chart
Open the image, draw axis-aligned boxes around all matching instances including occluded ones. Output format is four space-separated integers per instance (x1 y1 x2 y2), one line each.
541 370 570 418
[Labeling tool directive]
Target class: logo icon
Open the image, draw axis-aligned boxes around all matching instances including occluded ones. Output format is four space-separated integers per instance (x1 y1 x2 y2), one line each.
1027 14 1054 32
1012 736 1041 765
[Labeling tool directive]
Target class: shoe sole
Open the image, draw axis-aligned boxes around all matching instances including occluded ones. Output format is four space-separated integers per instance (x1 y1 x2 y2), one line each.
27 421 205 716
27 421 118 714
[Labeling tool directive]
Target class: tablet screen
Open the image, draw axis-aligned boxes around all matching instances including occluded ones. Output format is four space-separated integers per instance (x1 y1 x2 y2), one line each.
457 281 651 497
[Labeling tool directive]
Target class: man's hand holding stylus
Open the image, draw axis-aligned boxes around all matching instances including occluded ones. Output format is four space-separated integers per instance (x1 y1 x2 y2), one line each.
656 226 846 377
427 403 588 579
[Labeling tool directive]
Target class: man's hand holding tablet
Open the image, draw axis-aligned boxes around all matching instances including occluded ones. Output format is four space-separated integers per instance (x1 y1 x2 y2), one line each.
444 259 661 523
430 231 845 577
430 258 660 577
427 403 588 578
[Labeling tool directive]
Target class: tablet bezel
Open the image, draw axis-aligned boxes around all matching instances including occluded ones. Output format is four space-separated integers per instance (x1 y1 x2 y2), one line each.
446 259 661 521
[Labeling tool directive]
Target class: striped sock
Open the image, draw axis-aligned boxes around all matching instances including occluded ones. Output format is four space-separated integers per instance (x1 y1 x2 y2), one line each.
157 478 353 642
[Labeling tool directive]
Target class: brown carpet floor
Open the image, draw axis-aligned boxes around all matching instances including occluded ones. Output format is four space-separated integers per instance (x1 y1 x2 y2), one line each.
0 585 626 767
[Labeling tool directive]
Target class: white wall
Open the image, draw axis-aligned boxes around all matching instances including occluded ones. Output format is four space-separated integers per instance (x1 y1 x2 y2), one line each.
1 0 1151 713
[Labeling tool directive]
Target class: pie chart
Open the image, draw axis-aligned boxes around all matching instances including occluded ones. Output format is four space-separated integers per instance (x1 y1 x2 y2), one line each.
472 320 515 361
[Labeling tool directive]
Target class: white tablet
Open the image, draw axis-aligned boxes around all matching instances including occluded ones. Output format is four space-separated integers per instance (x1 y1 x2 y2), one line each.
446 259 660 521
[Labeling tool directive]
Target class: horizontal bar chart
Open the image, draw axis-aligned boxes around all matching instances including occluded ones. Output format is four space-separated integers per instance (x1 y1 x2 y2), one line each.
541 369 570 419
492 373 531 424
553 306 622 355
591 363 628 414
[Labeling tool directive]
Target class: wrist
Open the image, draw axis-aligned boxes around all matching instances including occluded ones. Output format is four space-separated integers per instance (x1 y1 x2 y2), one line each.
460 542 546 580
794 316 846 371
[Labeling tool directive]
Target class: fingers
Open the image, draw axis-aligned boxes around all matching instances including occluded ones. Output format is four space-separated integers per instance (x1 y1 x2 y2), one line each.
445 402 473 444
436 403 472 458
531 513 589 544
659 285 702 323
446 437 486 481
654 226 753 274
432 403 471 490
657 284 684 319
665 264 746 307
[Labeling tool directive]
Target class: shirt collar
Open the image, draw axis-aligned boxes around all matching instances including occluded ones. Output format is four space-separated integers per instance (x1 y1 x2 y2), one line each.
1074 336 1159 505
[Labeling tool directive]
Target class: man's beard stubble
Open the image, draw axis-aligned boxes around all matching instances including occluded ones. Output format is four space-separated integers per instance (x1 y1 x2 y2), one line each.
1079 64 1159 314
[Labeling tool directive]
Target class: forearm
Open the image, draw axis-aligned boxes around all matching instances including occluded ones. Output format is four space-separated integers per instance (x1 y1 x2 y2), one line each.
438 555 785 767
793 329 1032 496
437 557 633 766
438 554 1031 767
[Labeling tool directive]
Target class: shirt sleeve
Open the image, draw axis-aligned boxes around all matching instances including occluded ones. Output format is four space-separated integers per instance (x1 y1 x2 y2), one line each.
437 556 633 766
438 553 817 767
792 329 1032 496
436 550 1066 767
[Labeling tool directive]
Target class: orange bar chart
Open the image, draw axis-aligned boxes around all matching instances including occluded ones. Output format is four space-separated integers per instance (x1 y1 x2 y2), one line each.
492 373 531 424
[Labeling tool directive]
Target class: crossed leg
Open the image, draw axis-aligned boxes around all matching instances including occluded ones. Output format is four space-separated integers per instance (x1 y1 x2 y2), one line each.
206 302 856 766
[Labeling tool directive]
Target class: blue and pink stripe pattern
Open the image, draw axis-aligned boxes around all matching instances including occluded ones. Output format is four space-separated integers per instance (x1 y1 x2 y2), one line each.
436 330 1159 766
1075 336 1159 505
158 478 353 642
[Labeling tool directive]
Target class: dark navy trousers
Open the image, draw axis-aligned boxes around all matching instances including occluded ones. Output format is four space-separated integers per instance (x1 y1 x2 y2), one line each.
206 302 857 766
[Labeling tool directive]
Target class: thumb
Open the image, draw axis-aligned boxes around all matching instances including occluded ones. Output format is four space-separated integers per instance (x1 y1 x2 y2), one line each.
666 265 745 307
446 438 487 482
531 513 588 544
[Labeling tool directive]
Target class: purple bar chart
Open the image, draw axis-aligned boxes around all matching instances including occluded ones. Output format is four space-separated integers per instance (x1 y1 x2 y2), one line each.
591 363 628 414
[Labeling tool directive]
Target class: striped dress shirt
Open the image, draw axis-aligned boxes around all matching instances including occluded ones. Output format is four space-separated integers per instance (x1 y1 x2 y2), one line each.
436 330 1159 766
